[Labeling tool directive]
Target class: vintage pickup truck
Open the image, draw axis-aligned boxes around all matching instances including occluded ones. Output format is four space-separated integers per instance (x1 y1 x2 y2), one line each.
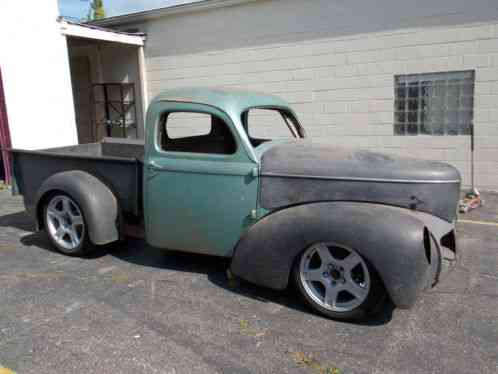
8 87 460 320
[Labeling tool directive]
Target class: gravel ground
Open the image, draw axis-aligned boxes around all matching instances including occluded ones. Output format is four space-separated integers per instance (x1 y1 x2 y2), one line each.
0 189 497 374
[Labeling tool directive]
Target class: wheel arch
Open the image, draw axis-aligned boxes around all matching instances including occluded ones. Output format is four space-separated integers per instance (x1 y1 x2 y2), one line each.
230 201 434 308
35 170 120 245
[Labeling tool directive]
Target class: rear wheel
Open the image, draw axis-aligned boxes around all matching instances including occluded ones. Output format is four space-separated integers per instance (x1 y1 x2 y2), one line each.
293 242 385 320
43 194 93 256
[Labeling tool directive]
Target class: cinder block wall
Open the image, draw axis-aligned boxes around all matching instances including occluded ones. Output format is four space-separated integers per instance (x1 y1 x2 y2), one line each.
131 0 498 190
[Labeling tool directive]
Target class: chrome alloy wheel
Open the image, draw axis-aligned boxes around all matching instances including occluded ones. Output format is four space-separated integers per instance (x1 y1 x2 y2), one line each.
45 195 85 251
299 242 371 312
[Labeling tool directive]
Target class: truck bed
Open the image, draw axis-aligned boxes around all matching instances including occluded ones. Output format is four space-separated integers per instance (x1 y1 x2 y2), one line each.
10 138 144 216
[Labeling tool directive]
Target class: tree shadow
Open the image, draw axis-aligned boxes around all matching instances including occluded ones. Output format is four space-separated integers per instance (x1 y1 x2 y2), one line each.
5 211 393 325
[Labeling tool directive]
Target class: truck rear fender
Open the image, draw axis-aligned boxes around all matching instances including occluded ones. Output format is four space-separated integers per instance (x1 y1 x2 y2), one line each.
230 202 434 308
35 171 120 245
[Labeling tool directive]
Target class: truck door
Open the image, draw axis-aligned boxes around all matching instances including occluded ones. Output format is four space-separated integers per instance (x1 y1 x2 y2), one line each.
143 103 258 257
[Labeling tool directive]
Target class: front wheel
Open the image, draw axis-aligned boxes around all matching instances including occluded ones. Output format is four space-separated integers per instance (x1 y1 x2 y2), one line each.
43 193 93 256
293 242 385 320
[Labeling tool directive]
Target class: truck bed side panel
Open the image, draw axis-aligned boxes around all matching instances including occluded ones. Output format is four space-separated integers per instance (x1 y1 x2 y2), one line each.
11 145 142 216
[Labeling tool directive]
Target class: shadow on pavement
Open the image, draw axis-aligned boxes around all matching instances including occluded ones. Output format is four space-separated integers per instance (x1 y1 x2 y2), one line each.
6 211 394 326
0 211 35 232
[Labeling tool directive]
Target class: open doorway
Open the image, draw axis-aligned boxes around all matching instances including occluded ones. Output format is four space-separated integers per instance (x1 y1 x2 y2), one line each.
66 28 145 143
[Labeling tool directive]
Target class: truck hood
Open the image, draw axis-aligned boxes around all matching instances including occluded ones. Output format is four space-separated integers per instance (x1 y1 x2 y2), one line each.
260 141 460 183
259 141 461 222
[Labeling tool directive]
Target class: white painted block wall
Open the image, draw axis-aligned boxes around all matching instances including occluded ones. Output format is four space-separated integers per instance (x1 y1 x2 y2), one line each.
130 0 498 190
0 0 78 149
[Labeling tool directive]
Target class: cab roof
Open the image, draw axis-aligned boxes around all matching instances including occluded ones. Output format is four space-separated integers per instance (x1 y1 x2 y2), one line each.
151 87 290 113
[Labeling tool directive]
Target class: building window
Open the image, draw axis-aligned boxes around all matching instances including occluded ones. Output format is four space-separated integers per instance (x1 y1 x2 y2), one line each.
394 71 474 136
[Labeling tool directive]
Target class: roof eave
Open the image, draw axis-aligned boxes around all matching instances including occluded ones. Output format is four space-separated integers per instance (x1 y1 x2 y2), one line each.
88 0 257 27
59 18 145 45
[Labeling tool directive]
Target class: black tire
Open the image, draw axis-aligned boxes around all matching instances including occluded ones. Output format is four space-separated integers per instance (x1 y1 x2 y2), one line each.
43 193 94 256
293 243 386 321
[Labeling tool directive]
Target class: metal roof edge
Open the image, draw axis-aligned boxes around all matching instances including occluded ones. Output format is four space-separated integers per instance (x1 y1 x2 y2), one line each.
88 0 257 27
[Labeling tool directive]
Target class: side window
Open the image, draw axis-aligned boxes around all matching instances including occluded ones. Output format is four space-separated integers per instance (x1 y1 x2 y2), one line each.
159 111 237 155
167 112 211 139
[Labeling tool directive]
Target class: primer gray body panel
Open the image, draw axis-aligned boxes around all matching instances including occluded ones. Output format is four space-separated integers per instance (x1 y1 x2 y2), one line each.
10 138 143 217
260 141 461 222
231 202 440 308
35 171 120 245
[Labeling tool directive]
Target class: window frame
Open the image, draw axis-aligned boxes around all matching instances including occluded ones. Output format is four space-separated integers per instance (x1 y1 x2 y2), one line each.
393 70 475 136
155 107 240 159
241 105 306 144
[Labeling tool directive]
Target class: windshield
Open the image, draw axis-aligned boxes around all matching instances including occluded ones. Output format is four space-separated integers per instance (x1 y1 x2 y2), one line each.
241 107 305 147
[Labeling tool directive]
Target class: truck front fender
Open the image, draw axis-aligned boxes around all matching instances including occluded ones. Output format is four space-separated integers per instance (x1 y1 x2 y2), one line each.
231 202 435 308
35 171 119 245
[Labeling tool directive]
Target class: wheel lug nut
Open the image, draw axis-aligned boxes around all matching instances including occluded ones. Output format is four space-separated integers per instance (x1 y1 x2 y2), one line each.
322 272 329 278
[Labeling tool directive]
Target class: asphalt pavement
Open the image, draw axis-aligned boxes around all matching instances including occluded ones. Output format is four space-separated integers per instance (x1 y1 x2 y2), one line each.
0 189 497 374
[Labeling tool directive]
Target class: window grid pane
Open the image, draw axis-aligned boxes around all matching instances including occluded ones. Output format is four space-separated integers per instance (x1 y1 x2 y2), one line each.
394 71 474 136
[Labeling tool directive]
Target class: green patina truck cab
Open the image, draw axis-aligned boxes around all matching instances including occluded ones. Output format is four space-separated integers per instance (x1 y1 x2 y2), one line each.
9 87 460 320
142 88 304 257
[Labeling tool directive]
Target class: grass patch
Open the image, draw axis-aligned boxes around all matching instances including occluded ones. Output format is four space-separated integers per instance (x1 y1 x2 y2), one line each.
290 351 341 374
239 319 266 337
0 367 17 374
0 272 64 281
110 272 130 284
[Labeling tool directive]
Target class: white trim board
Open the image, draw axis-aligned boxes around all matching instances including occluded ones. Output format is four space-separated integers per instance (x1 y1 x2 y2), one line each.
59 20 145 46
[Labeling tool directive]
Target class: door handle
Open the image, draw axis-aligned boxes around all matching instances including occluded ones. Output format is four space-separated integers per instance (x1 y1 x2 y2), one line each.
147 164 160 171
147 162 164 172
145 162 161 181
